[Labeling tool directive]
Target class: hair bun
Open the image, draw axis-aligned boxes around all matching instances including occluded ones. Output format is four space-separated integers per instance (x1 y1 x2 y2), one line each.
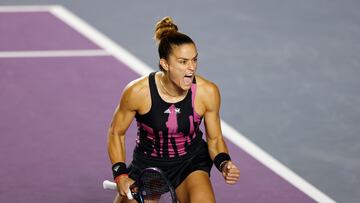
154 16 178 42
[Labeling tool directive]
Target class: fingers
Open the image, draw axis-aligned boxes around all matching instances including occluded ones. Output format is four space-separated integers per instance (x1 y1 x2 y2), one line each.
117 184 128 197
222 161 240 185
117 177 134 198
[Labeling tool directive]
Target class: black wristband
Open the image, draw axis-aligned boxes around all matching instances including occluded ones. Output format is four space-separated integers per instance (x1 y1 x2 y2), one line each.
213 153 231 172
112 162 127 179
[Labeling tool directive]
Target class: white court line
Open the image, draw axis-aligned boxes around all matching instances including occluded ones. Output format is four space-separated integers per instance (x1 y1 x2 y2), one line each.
0 5 336 203
0 50 110 58
0 5 55 12
50 6 153 76
220 122 336 203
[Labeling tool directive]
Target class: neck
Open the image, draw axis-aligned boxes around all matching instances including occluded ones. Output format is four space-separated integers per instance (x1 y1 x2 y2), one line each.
159 73 186 98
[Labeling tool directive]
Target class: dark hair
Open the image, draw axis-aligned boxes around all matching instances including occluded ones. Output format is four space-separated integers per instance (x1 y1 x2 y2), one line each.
154 17 194 71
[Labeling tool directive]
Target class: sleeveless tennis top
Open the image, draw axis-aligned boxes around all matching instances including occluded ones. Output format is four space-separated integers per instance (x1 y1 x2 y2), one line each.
134 72 204 159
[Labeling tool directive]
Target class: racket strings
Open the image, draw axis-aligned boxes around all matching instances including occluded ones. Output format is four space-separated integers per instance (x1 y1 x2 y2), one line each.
139 171 173 202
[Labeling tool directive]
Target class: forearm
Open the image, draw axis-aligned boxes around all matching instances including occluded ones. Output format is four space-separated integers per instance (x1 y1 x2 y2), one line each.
207 135 229 160
107 129 126 164
107 129 134 194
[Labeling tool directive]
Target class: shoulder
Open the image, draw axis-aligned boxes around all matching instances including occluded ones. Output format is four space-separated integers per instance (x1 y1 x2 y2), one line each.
195 75 220 98
120 75 150 110
195 75 221 111
125 75 149 94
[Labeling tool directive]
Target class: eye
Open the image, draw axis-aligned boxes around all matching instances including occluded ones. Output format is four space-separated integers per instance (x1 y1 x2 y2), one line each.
193 58 198 63
179 60 187 64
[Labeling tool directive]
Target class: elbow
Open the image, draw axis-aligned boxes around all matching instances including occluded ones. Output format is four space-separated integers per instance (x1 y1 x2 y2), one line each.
107 127 125 139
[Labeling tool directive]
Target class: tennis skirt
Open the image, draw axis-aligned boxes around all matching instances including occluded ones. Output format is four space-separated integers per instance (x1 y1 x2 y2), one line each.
128 139 213 188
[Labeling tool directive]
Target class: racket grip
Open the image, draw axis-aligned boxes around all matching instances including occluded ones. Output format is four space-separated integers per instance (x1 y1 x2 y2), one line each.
103 180 117 190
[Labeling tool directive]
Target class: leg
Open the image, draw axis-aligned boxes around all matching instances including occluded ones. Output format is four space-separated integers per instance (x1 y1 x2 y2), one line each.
175 170 216 203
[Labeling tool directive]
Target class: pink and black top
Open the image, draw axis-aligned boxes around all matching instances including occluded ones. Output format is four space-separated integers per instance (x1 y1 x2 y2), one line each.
134 72 204 159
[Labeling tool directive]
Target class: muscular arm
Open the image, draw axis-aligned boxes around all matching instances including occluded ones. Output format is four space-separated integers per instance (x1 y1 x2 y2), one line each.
107 82 144 197
107 83 137 164
107 75 151 165
201 80 240 184
202 83 228 159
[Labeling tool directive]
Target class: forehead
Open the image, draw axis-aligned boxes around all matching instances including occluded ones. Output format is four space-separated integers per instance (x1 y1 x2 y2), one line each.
170 43 197 59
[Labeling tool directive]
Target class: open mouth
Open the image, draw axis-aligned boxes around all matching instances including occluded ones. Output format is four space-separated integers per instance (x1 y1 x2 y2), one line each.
184 73 193 85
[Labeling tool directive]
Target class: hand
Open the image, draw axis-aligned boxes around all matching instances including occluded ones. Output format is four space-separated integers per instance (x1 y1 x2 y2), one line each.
222 161 240 184
116 175 135 198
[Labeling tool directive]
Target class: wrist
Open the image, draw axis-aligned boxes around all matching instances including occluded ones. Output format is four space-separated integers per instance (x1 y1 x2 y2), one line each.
219 160 230 172
112 162 128 179
213 152 231 172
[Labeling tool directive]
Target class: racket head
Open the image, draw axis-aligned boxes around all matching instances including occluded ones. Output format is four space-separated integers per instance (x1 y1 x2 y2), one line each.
130 167 177 203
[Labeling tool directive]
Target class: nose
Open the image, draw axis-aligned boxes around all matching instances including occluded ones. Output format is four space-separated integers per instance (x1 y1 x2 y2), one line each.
188 60 196 71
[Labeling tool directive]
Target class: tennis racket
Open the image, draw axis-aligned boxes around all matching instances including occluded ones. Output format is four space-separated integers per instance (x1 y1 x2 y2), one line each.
103 167 177 203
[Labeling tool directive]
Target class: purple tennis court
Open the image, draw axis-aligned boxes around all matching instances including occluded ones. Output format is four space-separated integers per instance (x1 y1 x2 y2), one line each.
0 6 327 202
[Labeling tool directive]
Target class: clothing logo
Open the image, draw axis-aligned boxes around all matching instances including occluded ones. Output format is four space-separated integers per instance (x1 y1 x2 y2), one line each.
164 108 181 114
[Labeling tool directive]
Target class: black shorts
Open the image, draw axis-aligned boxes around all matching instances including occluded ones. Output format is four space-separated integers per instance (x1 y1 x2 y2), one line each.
128 139 213 188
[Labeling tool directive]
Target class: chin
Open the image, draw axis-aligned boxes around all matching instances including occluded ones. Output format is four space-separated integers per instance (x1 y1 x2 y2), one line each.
181 84 192 91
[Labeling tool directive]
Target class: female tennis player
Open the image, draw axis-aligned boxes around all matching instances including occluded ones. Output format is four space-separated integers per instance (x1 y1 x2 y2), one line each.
107 16 240 203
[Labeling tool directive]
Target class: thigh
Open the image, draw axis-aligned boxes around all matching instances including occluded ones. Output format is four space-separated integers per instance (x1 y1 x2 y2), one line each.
175 170 215 203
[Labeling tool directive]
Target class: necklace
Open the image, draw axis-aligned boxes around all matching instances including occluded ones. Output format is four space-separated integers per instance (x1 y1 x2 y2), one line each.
159 76 180 97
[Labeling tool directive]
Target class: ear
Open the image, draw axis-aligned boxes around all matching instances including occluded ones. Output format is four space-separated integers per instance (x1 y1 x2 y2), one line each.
159 58 169 71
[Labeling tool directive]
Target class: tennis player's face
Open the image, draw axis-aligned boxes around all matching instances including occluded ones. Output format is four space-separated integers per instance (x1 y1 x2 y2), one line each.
166 43 198 91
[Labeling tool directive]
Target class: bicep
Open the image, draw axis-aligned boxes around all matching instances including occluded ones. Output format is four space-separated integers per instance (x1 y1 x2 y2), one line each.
110 87 138 136
202 82 229 157
110 105 136 136
203 83 222 140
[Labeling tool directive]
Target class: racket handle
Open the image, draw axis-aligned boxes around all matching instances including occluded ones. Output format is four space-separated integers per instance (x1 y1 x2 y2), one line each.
102 180 133 200
103 180 117 190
